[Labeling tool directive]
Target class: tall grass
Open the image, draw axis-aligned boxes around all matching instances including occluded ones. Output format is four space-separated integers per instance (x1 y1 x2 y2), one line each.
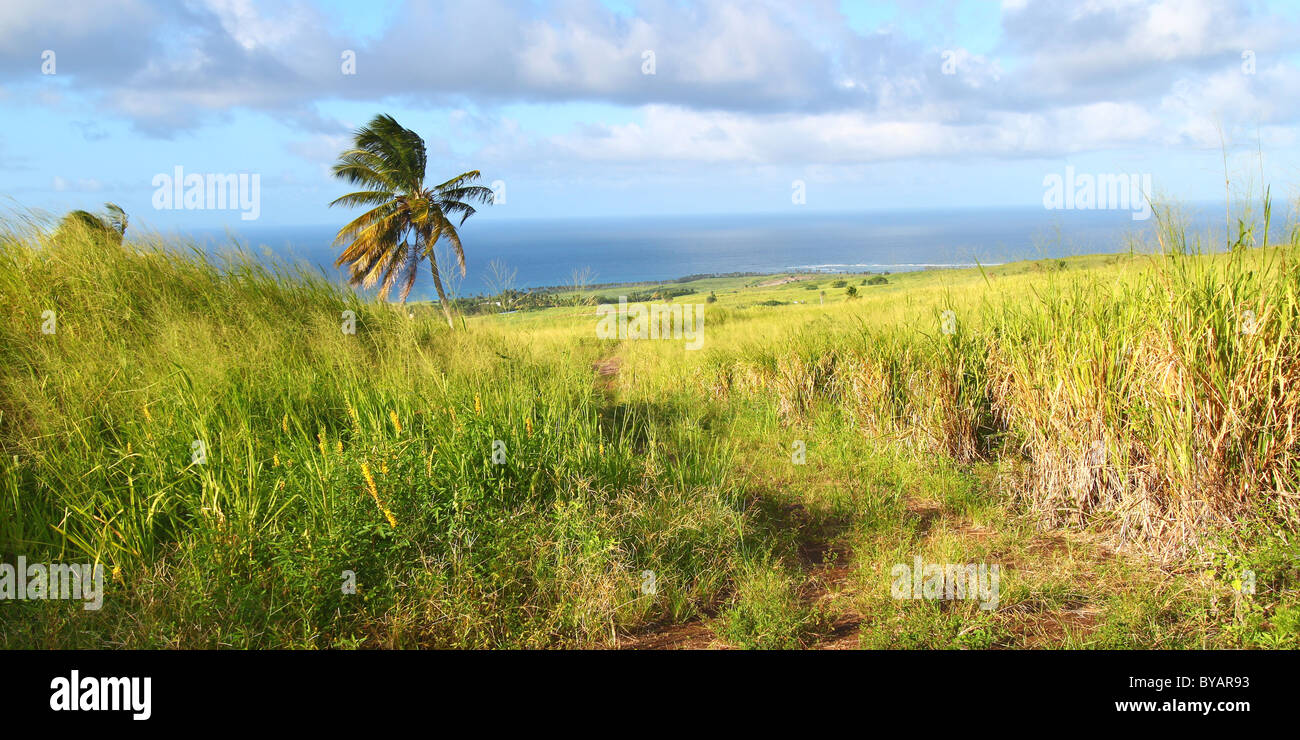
4 197 1297 649
701 200 1300 560
985 239 1300 557
0 216 752 647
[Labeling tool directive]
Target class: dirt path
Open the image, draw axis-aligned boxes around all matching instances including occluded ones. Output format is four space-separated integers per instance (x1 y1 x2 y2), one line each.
617 622 721 649
613 491 1117 650
754 275 813 288
593 350 1112 650
593 355 621 390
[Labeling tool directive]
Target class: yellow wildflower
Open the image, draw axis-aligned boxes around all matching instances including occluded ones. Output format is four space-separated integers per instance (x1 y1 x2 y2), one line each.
390 409 402 435
318 431 327 456
273 453 280 467
336 439 343 454
140 405 154 441
347 402 361 434
474 394 482 414
361 461 378 499
525 417 533 437
281 413 289 434
360 461 398 529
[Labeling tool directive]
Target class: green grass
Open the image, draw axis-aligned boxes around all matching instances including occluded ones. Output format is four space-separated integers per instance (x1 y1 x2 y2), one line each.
2 208 1298 649
716 560 831 649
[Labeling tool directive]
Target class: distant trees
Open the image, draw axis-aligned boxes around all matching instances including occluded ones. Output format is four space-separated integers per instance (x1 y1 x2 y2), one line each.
484 259 527 312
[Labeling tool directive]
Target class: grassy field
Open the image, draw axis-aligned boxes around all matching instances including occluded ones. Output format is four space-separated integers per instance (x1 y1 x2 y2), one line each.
2 211 1299 649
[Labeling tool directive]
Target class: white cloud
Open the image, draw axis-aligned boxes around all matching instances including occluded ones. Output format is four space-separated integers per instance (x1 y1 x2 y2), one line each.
2 0 1298 169
52 176 103 192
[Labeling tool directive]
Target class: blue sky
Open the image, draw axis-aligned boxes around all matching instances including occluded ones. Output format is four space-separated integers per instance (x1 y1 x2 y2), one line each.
2 0 1299 230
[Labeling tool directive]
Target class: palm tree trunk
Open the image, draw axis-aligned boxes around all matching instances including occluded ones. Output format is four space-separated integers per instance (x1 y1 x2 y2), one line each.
427 252 455 329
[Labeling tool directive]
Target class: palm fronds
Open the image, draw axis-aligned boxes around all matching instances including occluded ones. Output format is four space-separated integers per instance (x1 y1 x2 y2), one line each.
329 114 492 325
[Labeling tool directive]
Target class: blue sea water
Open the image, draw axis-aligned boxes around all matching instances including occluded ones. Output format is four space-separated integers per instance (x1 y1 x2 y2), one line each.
182 205 1240 300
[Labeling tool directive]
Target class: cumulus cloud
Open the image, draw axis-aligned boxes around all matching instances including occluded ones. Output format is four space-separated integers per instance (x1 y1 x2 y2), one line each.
527 100 1165 168
995 0 1296 110
1 0 1297 165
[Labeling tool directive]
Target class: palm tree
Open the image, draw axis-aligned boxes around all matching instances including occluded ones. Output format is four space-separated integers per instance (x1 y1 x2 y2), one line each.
56 202 128 245
329 114 493 328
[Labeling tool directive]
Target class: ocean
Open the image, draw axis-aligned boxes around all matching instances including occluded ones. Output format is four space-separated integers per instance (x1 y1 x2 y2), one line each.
184 204 1245 300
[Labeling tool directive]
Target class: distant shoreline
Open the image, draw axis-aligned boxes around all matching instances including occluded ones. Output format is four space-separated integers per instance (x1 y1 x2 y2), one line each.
170 205 1186 298
501 262 1004 296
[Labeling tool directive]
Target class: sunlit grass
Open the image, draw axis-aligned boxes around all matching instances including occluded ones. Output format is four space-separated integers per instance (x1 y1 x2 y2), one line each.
2 201 1297 649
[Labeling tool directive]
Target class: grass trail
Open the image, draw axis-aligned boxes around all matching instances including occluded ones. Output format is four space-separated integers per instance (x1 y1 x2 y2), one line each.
616 391 1235 649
